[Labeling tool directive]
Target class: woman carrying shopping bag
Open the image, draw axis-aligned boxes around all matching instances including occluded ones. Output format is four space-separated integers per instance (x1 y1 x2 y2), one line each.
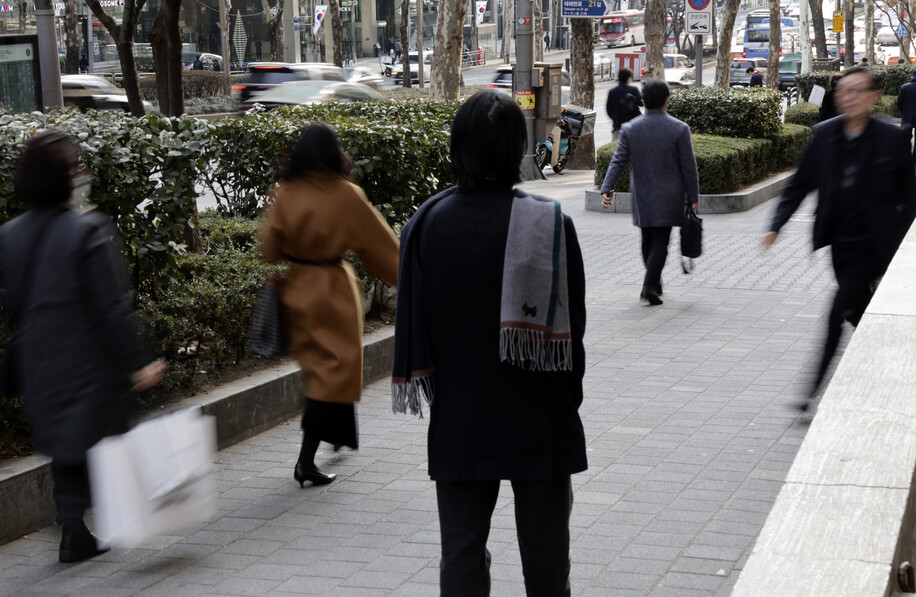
0 131 166 564
260 123 399 486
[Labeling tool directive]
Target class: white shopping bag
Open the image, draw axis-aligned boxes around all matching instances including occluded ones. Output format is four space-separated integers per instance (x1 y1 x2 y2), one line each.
88 408 217 547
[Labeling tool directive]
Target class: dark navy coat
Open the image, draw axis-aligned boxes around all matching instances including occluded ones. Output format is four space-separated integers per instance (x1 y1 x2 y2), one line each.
413 188 588 481
0 206 148 464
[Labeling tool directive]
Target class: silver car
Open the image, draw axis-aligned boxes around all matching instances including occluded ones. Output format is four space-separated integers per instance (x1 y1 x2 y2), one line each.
344 66 384 91
729 58 768 86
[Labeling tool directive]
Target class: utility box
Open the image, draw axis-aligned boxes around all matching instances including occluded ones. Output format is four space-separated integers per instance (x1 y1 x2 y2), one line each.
812 58 840 72
533 61 563 145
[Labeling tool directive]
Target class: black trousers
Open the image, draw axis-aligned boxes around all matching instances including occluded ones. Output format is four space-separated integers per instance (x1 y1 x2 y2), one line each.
50 460 91 525
813 239 883 394
640 226 672 293
436 477 573 597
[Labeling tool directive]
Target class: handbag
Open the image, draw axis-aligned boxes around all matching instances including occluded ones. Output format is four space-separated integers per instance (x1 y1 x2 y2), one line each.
680 203 703 273
248 273 287 358
88 408 216 547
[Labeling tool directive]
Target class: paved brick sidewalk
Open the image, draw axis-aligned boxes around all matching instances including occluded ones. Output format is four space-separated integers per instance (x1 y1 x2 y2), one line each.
0 171 835 596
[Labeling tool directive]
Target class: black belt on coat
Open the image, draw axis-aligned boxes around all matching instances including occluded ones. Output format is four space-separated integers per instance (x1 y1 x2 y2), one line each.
284 253 341 266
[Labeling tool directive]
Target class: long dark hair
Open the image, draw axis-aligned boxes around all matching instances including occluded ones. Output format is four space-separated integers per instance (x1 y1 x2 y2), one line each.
279 123 353 182
450 90 527 189
14 130 80 207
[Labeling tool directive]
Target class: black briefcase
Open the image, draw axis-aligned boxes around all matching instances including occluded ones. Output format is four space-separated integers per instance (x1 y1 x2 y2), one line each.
680 204 702 273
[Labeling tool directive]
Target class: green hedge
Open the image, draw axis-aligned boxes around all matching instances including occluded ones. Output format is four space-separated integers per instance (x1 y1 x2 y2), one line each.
667 86 783 139
139 71 228 100
797 64 916 100
203 101 459 222
595 124 811 194
785 102 820 127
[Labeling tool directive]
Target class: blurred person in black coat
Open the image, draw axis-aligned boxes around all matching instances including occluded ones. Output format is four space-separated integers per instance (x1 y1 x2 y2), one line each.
764 68 916 408
0 131 166 563
606 67 643 142
392 90 587 596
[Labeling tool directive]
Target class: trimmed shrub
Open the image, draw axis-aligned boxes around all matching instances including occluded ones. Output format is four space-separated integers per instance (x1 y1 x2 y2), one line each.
875 95 901 118
771 123 812 169
798 64 916 100
138 71 229 101
785 102 820 127
203 100 459 224
595 126 808 195
667 86 783 139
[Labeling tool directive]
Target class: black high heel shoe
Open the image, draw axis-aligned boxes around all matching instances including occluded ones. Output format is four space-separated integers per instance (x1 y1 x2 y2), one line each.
294 462 336 487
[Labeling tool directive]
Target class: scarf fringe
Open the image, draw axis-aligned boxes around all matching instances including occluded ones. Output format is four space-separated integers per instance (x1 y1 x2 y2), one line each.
499 328 573 372
391 375 435 418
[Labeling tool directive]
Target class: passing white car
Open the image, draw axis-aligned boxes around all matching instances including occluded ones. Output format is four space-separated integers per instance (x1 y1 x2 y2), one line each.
876 26 898 46
663 53 695 89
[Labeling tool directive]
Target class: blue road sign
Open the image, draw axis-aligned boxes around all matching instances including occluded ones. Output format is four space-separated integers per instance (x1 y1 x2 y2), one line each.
561 0 607 18
897 23 907 37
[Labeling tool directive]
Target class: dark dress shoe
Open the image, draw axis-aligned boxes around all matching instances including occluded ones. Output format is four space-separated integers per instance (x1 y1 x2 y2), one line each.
59 520 108 564
640 290 663 306
294 463 336 487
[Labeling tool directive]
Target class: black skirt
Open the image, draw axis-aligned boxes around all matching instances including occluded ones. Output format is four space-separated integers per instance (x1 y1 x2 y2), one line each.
301 397 359 449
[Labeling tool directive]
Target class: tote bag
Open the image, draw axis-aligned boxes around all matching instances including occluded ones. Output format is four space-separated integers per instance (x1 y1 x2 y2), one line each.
680 204 703 272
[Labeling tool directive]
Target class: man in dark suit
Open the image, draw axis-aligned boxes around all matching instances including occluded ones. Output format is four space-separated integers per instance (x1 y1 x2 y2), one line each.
601 79 699 306
896 72 916 155
764 67 916 408
605 67 643 141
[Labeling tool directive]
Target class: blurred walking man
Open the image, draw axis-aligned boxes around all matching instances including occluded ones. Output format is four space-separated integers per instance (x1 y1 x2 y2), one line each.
764 67 916 408
600 79 699 306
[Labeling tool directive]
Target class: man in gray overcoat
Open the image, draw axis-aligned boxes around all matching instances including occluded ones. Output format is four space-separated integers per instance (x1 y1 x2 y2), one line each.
600 79 699 305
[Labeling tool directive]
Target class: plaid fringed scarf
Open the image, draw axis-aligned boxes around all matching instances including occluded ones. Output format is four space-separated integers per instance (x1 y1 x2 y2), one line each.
391 188 572 418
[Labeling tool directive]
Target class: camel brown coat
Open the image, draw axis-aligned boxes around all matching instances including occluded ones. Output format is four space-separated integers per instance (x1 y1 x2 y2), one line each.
261 174 399 404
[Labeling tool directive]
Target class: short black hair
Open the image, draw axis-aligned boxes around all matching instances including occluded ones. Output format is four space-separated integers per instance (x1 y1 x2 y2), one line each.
15 130 79 207
746 67 754 74
618 67 633 84
829 73 843 89
450 90 526 189
643 79 670 110
841 66 877 90
280 122 353 181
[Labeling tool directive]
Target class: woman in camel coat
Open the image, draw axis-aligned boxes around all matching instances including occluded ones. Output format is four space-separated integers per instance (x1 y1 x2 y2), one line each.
261 123 399 486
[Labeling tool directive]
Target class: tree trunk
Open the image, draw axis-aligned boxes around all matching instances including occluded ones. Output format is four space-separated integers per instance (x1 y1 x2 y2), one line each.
865 0 874 64
843 0 854 67
430 0 466 101
644 0 665 79
261 0 286 61
534 0 543 61
502 0 514 63
715 0 741 87
150 11 171 114
765 0 780 89
166 0 183 115
65 0 80 74
399 0 411 87
328 0 343 67
567 18 594 169
809 0 828 58
87 0 148 116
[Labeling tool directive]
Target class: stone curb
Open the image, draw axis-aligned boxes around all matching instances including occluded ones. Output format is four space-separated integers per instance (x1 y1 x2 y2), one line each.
584 170 794 214
0 326 394 545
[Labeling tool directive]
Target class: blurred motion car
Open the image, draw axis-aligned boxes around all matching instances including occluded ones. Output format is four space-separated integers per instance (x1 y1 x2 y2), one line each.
239 81 383 112
61 75 152 113
183 52 224 71
876 26 897 45
232 62 347 103
663 53 695 88
486 65 571 102
344 66 384 90
389 52 433 84
778 53 801 89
